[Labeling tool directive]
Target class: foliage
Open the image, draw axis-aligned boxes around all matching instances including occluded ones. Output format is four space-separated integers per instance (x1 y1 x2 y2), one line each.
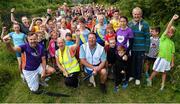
95 0 180 26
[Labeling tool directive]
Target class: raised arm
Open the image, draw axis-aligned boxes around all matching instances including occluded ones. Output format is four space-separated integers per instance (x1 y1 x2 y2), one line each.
29 18 36 31
1 27 6 40
10 8 18 24
165 14 179 34
3 37 21 53
73 30 80 49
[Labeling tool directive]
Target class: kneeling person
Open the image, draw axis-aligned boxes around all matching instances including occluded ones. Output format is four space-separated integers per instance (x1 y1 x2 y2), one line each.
79 32 107 93
55 31 80 88
4 32 54 92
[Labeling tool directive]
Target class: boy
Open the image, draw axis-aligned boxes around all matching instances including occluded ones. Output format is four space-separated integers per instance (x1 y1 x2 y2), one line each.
147 14 179 90
144 27 160 78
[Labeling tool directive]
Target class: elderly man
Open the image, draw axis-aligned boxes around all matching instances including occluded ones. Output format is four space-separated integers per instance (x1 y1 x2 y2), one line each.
79 32 107 93
4 32 55 93
128 7 150 85
55 31 80 88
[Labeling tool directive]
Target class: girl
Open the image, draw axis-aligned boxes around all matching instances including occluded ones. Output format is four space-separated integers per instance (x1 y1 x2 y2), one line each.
113 45 128 92
3 23 26 81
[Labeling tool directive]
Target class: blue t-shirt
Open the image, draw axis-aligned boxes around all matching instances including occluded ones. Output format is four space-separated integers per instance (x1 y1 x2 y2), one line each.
9 32 26 46
20 43 45 71
66 41 75 46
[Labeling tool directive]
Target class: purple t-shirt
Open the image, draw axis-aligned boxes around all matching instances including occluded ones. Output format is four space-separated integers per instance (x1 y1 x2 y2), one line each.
20 43 45 71
116 27 134 49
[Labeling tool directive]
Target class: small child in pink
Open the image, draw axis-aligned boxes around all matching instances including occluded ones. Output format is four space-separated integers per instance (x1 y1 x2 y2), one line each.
48 30 58 67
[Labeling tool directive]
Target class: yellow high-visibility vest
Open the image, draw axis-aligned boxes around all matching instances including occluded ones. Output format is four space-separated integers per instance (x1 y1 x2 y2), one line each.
80 34 86 44
58 46 80 74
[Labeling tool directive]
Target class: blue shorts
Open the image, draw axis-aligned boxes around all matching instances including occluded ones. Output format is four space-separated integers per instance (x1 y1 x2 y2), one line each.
16 51 21 58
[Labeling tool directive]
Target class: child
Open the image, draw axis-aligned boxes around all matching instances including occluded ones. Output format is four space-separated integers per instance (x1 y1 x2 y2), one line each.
144 27 160 78
147 14 179 90
65 33 75 46
106 39 116 79
113 45 128 92
48 30 58 68
3 23 26 81
104 23 116 47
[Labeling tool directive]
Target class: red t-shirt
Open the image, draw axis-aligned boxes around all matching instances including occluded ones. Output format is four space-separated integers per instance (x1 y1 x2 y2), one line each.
105 33 116 42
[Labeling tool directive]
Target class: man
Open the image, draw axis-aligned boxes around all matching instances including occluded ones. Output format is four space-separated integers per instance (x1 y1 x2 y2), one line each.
3 32 55 93
55 30 80 88
128 7 150 85
79 32 107 93
11 8 30 35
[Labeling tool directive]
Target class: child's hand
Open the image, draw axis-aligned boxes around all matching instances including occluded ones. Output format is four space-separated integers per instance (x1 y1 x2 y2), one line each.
173 14 179 20
171 62 174 68
123 55 128 61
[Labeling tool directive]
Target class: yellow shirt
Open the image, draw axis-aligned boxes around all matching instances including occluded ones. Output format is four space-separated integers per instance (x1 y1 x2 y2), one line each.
110 19 120 32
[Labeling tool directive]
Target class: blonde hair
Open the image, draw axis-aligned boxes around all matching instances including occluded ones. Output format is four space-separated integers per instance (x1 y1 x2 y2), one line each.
57 37 65 43
132 7 143 15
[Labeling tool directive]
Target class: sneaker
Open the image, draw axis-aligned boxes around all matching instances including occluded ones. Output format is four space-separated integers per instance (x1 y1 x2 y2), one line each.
45 77 51 82
20 73 26 83
100 83 107 93
129 77 134 82
145 72 149 78
89 75 96 87
122 82 128 89
39 81 49 87
114 86 119 93
160 83 165 91
135 79 140 85
146 78 152 86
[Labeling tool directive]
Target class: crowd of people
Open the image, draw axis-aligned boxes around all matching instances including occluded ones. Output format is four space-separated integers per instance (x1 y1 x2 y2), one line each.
1 3 179 94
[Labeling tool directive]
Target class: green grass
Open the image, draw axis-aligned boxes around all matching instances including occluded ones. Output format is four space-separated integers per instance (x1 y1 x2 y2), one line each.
1 70 180 103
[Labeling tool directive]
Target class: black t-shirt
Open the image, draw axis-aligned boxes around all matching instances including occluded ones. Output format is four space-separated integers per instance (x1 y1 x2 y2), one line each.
20 23 29 35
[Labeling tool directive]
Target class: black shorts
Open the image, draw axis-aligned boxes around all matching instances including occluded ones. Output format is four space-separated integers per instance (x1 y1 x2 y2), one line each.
145 56 156 63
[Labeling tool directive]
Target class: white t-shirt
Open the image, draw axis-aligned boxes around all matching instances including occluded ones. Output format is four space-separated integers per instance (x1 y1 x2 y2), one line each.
59 28 71 39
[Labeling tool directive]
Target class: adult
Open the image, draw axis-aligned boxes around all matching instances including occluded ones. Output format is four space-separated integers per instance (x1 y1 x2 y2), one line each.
128 7 150 85
4 32 55 92
55 31 80 88
79 32 107 93
10 8 30 35
94 14 107 46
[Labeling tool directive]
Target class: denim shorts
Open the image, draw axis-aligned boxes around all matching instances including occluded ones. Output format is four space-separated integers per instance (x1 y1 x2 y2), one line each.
16 51 21 57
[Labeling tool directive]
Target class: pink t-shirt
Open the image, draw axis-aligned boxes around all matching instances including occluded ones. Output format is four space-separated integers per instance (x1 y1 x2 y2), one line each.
48 39 56 57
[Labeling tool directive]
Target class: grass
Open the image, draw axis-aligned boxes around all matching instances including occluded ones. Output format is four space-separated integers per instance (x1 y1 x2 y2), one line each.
1 70 180 103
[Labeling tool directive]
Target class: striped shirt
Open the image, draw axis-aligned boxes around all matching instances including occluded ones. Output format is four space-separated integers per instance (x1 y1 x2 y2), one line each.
128 19 150 52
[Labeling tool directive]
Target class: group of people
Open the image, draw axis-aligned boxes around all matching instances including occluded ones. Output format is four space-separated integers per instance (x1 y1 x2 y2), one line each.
1 3 179 94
